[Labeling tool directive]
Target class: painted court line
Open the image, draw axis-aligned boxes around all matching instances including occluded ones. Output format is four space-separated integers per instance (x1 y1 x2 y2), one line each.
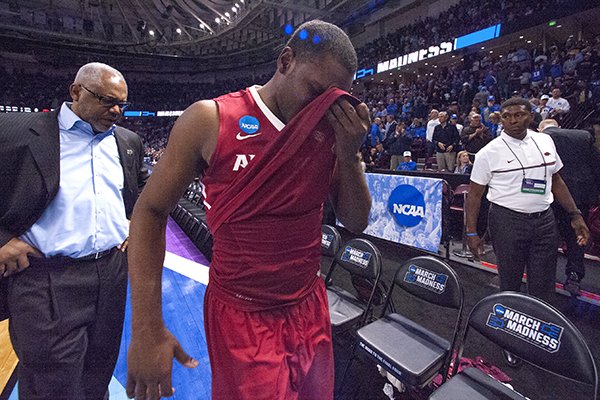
163 251 210 285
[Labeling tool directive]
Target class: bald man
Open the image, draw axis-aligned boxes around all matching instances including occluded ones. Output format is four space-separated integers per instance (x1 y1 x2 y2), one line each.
0 62 149 399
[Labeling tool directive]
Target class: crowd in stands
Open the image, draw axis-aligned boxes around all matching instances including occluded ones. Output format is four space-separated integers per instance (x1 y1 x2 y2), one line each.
356 0 572 67
357 32 600 173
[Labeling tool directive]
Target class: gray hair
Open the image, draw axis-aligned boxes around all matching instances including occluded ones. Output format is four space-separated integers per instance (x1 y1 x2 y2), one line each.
539 119 559 132
285 20 357 74
74 62 125 87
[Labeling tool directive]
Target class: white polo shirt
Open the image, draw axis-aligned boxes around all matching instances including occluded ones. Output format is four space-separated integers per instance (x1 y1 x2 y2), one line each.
471 130 563 213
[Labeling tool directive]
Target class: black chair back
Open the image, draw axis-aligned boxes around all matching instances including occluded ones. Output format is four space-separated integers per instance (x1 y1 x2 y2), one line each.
392 256 463 310
465 292 598 396
321 225 342 258
328 238 382 281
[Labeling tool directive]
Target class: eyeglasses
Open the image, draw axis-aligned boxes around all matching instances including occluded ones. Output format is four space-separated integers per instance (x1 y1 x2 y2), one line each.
81 85 130 110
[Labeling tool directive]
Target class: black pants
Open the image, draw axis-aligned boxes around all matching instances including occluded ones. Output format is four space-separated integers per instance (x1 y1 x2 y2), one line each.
488 204 559 302
7 249 127 400
553 203 589 279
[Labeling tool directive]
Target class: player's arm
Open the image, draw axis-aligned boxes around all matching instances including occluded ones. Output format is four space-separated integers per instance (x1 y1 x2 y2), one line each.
327 99 371 234
126 100 218 399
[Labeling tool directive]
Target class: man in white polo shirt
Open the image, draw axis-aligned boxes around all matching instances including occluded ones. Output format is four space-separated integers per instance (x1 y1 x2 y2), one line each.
465 97 589 366
465 97 588 301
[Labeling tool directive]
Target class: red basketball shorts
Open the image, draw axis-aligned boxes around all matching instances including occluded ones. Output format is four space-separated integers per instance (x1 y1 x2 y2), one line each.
204 279 334 400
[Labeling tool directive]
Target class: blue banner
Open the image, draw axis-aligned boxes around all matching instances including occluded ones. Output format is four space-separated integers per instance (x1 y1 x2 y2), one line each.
364 173 442 253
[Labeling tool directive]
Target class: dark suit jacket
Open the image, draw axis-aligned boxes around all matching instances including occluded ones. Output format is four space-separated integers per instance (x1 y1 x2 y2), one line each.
545 127 600 206
0 109 150 319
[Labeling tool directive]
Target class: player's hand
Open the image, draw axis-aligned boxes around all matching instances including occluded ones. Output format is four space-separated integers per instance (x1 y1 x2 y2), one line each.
571 215 590 247
467 235 484 260
126 325 198 400
0 237 42 278
326 99 370 165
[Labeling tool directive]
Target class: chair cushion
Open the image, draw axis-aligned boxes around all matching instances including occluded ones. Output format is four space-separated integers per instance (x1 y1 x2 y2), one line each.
429 367 527 400
327 286 365 329
357 313 451 388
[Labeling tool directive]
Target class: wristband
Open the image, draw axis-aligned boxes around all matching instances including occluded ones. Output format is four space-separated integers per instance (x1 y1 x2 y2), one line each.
465 232 478 237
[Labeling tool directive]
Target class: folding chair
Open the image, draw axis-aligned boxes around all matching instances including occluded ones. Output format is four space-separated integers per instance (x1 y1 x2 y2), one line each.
324 238 383 332
321 225 342 281
350 256 464 389
430 291 598 400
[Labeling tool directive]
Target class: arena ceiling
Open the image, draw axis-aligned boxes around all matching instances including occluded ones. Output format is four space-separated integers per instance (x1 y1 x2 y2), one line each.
0 0 375 58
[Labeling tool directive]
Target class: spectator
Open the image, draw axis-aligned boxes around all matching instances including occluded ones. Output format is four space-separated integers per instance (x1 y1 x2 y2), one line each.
488 111 502 138
537 94 553 119
547 88 571 118
367 117 384 147
396 151 417 171
432 111 460 171
460 113 492 161
531 63 545 87
473 85 490 106
383 114 397 141
449 114 463 134
386 121 413 170
426 109 440 158
454 150 473 174
386 98 399 117
480 95 500 128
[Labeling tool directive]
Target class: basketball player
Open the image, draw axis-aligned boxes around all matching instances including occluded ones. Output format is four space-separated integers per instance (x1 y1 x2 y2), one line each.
126 20 371 399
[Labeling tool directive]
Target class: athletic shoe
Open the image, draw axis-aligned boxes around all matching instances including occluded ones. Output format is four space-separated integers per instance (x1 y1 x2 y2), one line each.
564 272 581 296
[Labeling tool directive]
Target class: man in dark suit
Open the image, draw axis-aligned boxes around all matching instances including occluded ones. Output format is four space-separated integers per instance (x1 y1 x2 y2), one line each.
539 119 600 295
0 62 149 399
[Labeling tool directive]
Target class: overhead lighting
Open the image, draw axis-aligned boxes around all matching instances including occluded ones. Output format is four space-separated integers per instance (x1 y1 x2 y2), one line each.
425 62 428 65
199 23 205 29
225 12 230 18
499 55 503 58
452 55 455 58
232 6 238 12
149 30 155 36
176 28 182 34
489 50 493 53
527 40 532 43
215 17 220 23
557 25 562 28
235 3 240 7
519 35 524 39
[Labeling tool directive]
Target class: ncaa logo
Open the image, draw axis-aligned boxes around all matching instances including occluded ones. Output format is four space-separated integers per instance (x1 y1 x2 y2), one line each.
387 185 426 227
239 115 260 134
494 304 506 316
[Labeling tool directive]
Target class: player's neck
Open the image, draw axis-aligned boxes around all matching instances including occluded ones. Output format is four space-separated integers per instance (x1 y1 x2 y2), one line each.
256 81 289 124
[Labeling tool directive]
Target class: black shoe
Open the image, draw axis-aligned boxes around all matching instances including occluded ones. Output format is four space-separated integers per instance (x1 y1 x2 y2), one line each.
564 272 581 296
502 350 522 368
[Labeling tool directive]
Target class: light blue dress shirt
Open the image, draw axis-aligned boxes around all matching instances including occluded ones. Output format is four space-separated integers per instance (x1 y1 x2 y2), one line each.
21 103 129 258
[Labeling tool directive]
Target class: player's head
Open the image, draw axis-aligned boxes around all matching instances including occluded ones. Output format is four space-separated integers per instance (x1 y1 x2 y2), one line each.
273 20 357 121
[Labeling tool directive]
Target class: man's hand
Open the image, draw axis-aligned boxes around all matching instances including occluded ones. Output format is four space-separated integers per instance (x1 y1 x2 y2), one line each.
126 325 198 400
0 237 42 278
118 237 129 252
467 235 484 260
571 215 590 247
447 145 454 153
326 99 370 164
438 142 446 150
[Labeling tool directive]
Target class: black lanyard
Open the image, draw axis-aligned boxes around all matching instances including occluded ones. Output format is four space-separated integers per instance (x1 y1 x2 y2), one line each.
501 135 547 181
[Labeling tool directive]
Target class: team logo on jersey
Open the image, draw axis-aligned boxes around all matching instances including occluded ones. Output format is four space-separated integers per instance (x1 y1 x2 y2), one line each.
486 303 564 353
233 154 255 171
237 115 261 140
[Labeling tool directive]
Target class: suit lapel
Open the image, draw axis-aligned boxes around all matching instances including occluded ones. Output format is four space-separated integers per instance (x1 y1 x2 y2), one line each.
29 110 60 198
115 127 134 194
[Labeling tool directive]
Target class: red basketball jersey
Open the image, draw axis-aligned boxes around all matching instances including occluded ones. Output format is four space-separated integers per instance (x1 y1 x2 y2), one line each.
202 86 338 311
